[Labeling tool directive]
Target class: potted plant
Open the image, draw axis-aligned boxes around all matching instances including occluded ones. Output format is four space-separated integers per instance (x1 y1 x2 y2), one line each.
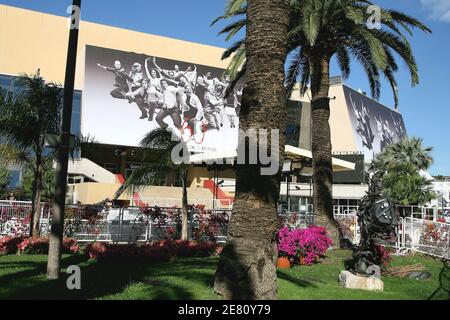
277 254 291 269
296 247 307 265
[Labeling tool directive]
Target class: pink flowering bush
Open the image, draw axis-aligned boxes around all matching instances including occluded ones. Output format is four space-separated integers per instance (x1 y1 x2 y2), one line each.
277 226 333 266
0 236 80 255
17 236 81 255
0 236 25 255
85 240 221 261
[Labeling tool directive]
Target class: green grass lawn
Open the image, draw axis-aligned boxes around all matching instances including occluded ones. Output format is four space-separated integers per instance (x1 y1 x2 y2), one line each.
0 250 448 300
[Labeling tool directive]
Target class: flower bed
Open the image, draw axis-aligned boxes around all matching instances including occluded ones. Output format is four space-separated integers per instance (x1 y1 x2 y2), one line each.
277 226 333 266
0 236 80 255
0 236 25 255
85 240 221 261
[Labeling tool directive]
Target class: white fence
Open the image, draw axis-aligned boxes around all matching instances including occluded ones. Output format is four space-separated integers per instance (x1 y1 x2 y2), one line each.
0 201 231 243
1 201 449 260
333 205 359 216
397 206 450 222
398 217 450 259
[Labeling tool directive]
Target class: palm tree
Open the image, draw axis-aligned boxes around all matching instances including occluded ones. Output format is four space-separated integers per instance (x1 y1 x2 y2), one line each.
371 137 433 172
371 137 435 205
213 0 431 246
114 128 191 241
213 0 290 300
0 74 63 236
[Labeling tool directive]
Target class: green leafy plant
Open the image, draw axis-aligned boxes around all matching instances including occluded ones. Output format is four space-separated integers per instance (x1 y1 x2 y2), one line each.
0 165 11 199
371 137 436 205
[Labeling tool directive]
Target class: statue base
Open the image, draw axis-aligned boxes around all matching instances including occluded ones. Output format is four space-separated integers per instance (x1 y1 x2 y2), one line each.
338 270 384 292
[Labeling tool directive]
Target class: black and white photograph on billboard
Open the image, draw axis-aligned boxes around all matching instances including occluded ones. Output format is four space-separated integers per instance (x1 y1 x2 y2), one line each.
82 45 242 153
343 86 407 161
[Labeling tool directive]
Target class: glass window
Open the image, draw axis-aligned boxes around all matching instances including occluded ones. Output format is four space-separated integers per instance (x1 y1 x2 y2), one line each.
71 112 81 136
0 74 12 90
8 170 21 188
0 74 82 137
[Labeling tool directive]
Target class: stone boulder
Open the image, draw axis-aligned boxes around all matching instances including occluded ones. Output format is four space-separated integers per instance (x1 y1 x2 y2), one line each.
339 270 384 291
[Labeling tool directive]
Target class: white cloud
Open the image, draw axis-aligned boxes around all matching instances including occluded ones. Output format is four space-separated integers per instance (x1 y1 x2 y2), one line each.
420 0 450 22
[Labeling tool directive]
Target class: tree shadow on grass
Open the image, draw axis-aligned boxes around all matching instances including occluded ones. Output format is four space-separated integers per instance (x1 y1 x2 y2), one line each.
0 256 220 300
1 254 324 300
276 270 318 289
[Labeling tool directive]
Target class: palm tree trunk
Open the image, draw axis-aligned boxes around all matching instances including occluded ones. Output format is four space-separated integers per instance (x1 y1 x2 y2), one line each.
47 0 81 279
310 56 340 247
30 155 43 237
181 169 189 241
214 0 289 300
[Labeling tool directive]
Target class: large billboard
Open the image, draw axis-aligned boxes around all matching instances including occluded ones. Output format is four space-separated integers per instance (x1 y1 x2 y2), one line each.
343 86 407 162
82 45 242 153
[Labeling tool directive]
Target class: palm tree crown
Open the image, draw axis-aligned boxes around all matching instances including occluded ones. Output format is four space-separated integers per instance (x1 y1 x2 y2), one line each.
214 0 431 108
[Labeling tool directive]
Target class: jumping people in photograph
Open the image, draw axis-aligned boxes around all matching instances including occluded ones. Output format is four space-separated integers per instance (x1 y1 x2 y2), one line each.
155 79 182 131
128 62 144 91
383 119 395 145
203 86 224 131
224 87 241 128
234 85 243 117
392 114 406 139
126 78 150 119
145 58 163 88
214 81 227 128
97 61 131 100
179 85 205 143
350 94 375 150
181 85 203 133
375 116 391 151
94 52 242 145
151 56 194 85
194 76 208 105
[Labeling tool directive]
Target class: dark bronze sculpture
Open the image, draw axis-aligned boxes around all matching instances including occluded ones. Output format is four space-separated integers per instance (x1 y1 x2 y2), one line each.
351 172 399 274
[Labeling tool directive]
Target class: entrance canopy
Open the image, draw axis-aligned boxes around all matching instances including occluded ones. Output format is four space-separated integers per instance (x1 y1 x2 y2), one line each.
285 145 355 174
188 145 355 173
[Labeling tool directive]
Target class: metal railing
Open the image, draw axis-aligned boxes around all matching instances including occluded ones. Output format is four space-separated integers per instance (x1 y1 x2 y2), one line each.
333 205 359 216
1 200 449 260
397 205 450 222
278 210 315 229
0 201 231 243
399 217 450 259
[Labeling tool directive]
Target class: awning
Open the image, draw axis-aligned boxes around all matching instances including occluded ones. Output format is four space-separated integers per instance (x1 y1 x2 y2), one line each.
189 145 355 172
285 145 355 173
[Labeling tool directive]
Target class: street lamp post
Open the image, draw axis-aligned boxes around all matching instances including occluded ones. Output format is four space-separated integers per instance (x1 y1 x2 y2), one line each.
47 0 81 279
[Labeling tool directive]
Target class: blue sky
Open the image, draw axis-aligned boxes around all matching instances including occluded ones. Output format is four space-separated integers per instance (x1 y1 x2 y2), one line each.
1 0 449 175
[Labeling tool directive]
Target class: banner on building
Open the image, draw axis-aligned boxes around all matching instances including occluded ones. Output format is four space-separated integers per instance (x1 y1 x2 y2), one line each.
82 45 242 153
343 86 407 162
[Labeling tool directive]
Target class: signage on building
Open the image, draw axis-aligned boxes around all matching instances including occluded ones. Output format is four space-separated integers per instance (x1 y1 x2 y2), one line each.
82 45 242 154
343 86 407 162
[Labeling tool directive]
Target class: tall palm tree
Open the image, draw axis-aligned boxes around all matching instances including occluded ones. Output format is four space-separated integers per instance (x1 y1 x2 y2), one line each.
213 0 431 246
213 0 290 300
114 128 191 241
0 74 63 236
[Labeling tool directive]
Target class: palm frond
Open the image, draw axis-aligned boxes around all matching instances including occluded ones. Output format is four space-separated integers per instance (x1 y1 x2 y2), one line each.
336 47 351 79
114 162 173 199
285 48 309 97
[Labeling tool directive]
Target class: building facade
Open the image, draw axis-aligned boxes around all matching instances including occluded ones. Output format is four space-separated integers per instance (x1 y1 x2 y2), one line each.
0 5 408 209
